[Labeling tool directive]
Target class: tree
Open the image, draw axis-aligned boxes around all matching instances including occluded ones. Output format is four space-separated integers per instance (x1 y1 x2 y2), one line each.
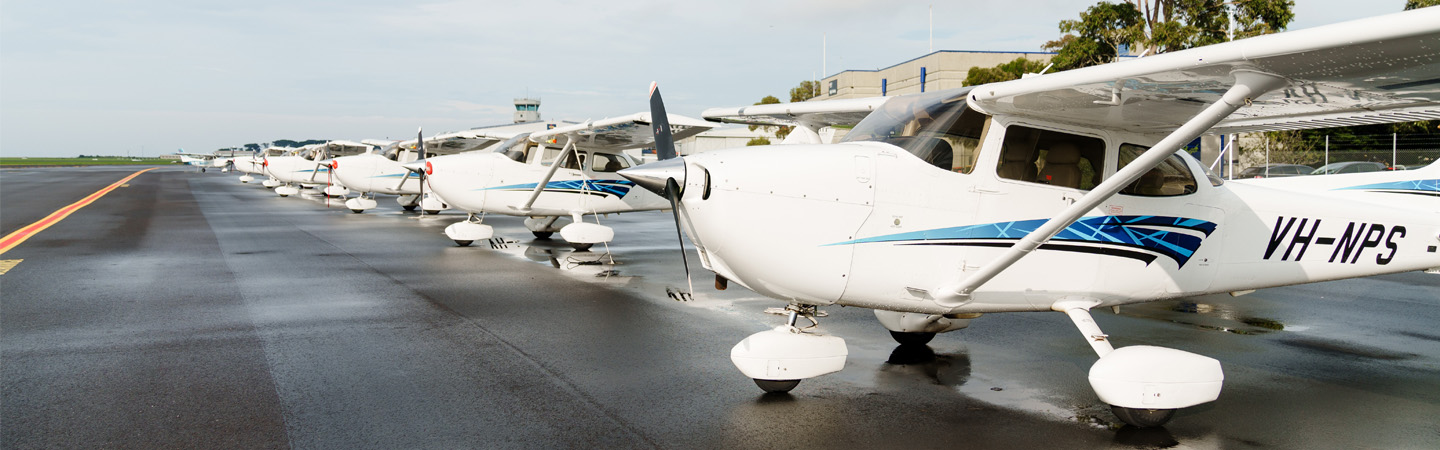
1042 2 1143 70
1230 0 1295 40
1406 0 1440 10
790 80 820 102
1044 1 1295 70
963 58 1053 86
747 95 793 141
1244 130 1320 167
746 137 772 146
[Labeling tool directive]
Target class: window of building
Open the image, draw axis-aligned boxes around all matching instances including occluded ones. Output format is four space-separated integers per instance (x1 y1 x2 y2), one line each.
997 125 1104 190
1117 144 1199 196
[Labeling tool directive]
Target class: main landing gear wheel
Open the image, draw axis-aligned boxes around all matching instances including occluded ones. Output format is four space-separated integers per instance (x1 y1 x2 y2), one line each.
532 231 553 240
570 243 593 252
888 331 936 346
753 379 800 394
453 240 473 247
403 204 418 211
424 210 440 215
351 209 364 214
1110 406 1176 428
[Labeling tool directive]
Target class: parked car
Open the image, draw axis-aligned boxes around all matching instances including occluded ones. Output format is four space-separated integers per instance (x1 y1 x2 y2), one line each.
1310 161 1390 175
1239 164 1314 178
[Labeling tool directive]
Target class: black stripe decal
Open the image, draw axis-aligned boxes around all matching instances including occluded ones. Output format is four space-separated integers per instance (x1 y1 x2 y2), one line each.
899 241 1159 265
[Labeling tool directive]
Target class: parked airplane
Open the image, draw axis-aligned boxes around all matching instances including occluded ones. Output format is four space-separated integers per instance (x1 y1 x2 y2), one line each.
264 141 372 197
413 112 712 249
622 8 1440 428
328 128 534 214
1234 160 1440 211
175 151 218 172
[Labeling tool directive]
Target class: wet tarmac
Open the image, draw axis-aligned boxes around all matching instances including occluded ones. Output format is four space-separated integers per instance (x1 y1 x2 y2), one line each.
3 166 1438 449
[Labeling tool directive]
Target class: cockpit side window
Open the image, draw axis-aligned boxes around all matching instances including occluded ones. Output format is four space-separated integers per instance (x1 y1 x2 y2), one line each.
1117 144 1199 196
590 152 631 172
842 88 989 174
998 125 1104 190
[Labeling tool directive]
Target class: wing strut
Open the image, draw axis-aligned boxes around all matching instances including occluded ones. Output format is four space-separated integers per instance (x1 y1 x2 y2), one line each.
931 71 1288 307
517 135 577 214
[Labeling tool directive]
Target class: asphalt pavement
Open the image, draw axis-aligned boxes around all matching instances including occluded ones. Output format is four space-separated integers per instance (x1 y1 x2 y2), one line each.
3 166 1438 449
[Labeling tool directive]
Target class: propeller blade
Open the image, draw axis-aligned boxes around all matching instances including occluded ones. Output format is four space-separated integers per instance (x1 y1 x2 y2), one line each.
649 82 677 161
666 177 693 298
417 127 426 212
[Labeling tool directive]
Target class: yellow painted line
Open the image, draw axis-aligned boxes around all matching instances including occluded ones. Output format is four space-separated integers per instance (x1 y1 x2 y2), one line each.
0 168 156 256
0 259 20 275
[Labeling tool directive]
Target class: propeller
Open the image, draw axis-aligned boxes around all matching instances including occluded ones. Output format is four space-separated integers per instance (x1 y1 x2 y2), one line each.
621 82 692 299
416 127 428 212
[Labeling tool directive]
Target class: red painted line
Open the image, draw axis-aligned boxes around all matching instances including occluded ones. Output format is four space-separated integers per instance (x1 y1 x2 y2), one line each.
0 168 156 255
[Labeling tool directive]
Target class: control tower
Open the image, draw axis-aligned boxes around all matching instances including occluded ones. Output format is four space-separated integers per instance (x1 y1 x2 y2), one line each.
513 98 541 123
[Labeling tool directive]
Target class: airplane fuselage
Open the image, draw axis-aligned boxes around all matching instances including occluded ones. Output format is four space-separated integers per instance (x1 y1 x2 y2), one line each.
265 156 339 187
670 140 1440 316
330 153 424 195
425 152 669 217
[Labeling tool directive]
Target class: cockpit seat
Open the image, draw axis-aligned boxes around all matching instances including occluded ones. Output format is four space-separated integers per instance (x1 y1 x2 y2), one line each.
998 143 1038 182
1038 143 1082 189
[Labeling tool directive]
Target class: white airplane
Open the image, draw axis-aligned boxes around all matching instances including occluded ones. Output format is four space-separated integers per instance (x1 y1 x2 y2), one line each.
239 146 294 185
1234 160 1440 211
620 9 1440 428
327 129 525 214
264 140 373 197
413 111 713 248
175 151 218 172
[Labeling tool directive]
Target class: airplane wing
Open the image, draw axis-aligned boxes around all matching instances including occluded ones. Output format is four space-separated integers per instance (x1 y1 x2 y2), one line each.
428 130 508 154
528 112 714 151
174 152 216 159
701 96 891 128
968 8 1440 135
391 130 510 155
315 140 374 158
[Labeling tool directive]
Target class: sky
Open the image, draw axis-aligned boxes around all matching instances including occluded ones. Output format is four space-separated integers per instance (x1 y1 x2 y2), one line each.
0 0 1413 157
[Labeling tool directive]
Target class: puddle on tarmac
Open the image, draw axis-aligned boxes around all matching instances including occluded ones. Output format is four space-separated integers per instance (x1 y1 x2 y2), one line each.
1119 299 1289 336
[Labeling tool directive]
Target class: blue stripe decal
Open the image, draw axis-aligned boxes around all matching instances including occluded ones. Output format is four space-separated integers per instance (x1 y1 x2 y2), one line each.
479 179 636 198
1334 179 1440 194
828 215 1216 268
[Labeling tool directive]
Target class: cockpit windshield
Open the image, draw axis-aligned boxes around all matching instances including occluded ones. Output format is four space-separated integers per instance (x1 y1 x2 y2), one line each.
492 133 532 163
841 87 988 173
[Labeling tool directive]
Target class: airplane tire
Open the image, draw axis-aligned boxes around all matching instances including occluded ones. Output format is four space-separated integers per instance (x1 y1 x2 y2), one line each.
570 243 593 252
753 379 800 394
532 231 553 240
1110 406 1176 428
403 204 418 211
424 210 440 215
278 194 289 198
454 240 473 247
888 331 936 346
351 209 364 214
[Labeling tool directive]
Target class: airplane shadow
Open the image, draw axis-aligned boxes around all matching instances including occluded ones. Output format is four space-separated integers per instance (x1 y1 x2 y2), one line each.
1113 425 1178 448
877 344 972 388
